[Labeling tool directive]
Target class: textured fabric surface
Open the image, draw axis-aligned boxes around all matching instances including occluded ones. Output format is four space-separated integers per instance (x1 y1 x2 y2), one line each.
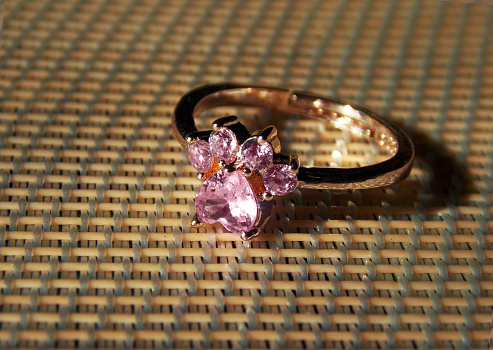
0 0 492 348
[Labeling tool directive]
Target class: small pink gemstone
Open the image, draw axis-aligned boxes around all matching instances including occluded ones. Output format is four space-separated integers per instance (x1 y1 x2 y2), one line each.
240 137 273 171
209 127 238 163
188 140 212 172
263 164 297 196
196 170 259 234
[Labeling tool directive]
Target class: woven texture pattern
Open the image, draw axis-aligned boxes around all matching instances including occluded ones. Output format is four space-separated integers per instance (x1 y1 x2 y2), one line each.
0 0 492 348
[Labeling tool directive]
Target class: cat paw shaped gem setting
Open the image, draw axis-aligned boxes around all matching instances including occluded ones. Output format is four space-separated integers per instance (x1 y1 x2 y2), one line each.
186 116 299 240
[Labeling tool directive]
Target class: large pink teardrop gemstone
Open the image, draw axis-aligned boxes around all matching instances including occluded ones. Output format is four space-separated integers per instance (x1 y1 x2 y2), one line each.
195 170 259 234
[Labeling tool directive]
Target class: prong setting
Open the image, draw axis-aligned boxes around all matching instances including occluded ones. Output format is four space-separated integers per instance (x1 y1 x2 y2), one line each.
241 229 260 241
251 125 281 153
254 126 277 143
191 214 203 229
185 130 211 145
212 115 239 131
262 192 273 201
242 167 252 177
218 160 226 170
288 155 300 174
197 173 205 181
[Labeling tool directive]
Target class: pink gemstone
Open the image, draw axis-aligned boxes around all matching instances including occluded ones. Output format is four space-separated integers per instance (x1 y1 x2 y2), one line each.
263 164 297 196
209 127 238 164
240 137 273 170
195 170 259 234
188 140 212 172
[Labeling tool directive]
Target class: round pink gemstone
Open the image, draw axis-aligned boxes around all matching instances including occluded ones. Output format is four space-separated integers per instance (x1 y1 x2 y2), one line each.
240 137 273 171
263 164 297 196
195 170 259 234
209 127 238 163
188 140 212 172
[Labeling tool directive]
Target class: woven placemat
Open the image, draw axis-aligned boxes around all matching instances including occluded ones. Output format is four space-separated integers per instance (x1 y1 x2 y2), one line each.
0 0 492 348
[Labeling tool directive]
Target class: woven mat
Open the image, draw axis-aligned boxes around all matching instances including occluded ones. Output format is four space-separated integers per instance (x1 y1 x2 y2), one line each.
0 0 492 348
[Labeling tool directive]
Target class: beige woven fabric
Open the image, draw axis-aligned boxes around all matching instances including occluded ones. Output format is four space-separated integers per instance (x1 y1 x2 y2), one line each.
0 0 492 348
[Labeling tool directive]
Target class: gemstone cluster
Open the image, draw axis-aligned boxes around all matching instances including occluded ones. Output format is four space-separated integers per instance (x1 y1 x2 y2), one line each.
187 117 298 240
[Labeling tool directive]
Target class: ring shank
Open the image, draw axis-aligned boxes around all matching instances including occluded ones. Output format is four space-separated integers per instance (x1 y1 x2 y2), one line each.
173 83 414 190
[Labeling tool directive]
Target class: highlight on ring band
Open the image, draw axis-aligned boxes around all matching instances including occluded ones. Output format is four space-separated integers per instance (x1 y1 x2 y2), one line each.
173 83 414 240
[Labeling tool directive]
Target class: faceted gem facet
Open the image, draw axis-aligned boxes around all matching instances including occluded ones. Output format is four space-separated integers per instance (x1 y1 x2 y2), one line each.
195 170 259 234
263 164 297 195
188 140 213 172
209 127 238 164
240 137 273 171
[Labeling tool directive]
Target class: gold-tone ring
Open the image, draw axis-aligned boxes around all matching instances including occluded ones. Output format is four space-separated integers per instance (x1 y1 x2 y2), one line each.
172 83 414 239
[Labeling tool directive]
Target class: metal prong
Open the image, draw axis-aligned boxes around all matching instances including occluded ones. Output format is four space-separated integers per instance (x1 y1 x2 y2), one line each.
185 130 210 144
242 168 252 177
191 214 203 229
197 173 205 181
218 160 226 170
254 125 277 144
212 116 239 131
288 155 300 174
262 192 273 201
241 229 259 241
185 135 194 144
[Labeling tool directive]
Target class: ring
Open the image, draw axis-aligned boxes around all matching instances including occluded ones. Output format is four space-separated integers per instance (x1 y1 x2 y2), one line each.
172 83 414 240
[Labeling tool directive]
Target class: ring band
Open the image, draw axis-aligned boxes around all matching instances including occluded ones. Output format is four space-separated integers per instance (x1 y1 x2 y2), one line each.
172 83 414 239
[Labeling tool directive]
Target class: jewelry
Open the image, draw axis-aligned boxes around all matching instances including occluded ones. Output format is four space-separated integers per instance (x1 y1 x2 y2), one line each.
172 83 414 240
